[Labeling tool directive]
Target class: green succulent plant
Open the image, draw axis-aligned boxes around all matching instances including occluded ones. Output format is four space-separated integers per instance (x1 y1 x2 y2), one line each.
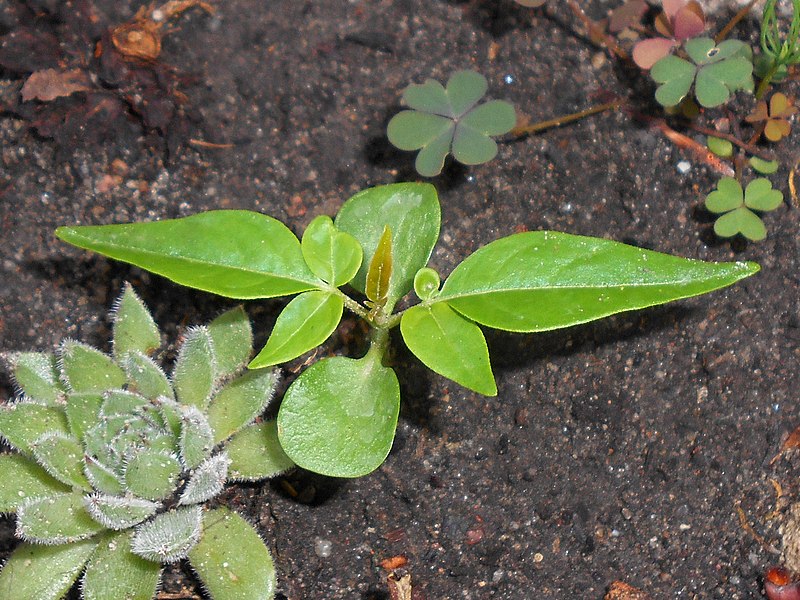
705 176 783 241
387 70 516 177
651 37 754 108
0 285 293 600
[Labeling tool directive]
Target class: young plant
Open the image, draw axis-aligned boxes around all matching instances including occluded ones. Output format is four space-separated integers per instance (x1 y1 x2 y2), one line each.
705 176 784 241
757 0 800 97
0 285 292 600
650 37 754 108
56 183 759 478
386 70 516 177
633 0 706 70
746 92 798 142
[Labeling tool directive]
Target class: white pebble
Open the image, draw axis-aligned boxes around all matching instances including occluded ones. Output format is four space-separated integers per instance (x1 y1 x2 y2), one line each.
314 538 332 558
676 160 692 174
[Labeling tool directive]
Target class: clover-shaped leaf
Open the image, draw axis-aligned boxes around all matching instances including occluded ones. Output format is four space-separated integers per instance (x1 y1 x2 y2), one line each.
387 70 516 177
705 176 783 241
651 38 753 108
633 0 705 69
746 92 797 142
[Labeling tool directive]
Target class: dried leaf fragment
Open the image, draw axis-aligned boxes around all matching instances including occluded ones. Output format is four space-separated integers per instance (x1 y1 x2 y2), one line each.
605 581 651 600
387 573 412 600
21 69 92 102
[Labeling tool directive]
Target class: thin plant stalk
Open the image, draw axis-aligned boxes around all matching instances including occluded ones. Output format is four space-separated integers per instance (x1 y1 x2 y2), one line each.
511 99 624 137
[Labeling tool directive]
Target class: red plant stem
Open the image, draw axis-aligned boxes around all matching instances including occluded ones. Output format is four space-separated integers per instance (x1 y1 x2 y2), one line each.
641 115 736 177
564 0 630 61
685 122 776 161
715 0 760 43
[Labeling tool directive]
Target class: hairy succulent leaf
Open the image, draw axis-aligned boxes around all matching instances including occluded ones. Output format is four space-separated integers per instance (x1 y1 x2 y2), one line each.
124 449 182 501
188 507 276 600
65 392 103 443
17 491 105 543
0 453 71 512
207 369 280 444
59 340 126 393
120 352 173 400
31 432 91 490
227 421 295 481
112 283 160 359
82 531 162 600
84 493 159 530
172 326 216 409
179 452 231 505
0 539 97 600
131 506 202 563
4 352 64 404
83 456 124 496
0 402 69 455
207 306 253 379
179 405 215 469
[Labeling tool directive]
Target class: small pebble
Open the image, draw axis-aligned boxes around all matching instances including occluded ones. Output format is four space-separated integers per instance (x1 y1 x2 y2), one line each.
314 538 332 558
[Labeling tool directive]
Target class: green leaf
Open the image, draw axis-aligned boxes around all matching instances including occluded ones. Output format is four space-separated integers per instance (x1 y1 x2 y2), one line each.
172 326 215 409
414 125 455 177
84 457 124 496
207 369 281 444
120 352 173 400
179 406 215 469
31 433 91 490
84 494 159 530
4 352 64 404
744 177 783 211
249 291 343 369
0 539 97 600
131 506 203 563
0 402 69 455
400 303 497 396
446 70 488 116
178 452 230 505
301 215 363 287
0 453 71 513
366 225 393 304
438 231 760 332
17 491 106 543
188 507 276 600
112 284 160 359
82 531 162 600
458 99 517 135
124 449 181 501
278 351 400 477
705 177 744 213
207 306 253 379
714 207 768 240
706 136 733 158
452 123 499 165
59 341 126 393
386 111 453 150
651 55 695 107
685 37 717 64
402 79 450 115
56 211 321 299
335 183 441 311
227 421 295 481
413 267 441 300
749 156 779 174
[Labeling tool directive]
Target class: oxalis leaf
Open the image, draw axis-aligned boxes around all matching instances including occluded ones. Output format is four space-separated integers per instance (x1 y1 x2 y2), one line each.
56 211 322 299
436 231 759 332
278 349 400 477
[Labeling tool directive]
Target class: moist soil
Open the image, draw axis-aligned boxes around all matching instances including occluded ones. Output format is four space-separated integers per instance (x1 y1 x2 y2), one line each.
1 1 799 599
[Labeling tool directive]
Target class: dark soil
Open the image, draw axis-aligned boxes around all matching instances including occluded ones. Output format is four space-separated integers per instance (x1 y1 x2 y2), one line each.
1 1 799 599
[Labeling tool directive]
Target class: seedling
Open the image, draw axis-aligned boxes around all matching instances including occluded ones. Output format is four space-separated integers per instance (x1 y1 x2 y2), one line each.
386 70 516 177
56 183 759 479
705 176 783 241
746 92 798 141
651 37 754 108
633 0 706 69
0 285 292 600
757 0 800 97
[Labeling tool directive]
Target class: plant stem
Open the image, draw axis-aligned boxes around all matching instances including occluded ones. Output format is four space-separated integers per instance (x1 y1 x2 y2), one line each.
511 99 625 137
366 326 390 364
756 61 780 99
686 122 777 161
715 0 760 43
336 289 370 320
563 0 629 61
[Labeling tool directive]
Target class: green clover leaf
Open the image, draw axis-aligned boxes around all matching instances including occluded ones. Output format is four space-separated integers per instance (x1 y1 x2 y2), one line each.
651 37 753 107
387 70 516 177
705 176 783 241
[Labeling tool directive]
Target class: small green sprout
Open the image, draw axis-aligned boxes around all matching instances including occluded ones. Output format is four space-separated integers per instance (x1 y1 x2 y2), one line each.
0 285 292 600
705 176 783 241
750 155 780 174
651 37 754 108
706 135 733 158
757 0 800 96
56 183 759 479
387 70 516 177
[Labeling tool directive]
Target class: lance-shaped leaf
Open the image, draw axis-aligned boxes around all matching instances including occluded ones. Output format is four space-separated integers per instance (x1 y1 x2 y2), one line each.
249 291 343 369
437 231 759 332
207 306 253 379
4 352 64 404
131 506 202 563
59 341 126 393
0 453 71 512
366 225 393 305
207 369 280 444
84 494 159 530
31 433 91 490
179 405 214 469
178 452 231 505
278 351 400 477
0 402 69 455
56 211 321 299
121 352 173 400
112 284 160 359
301 215 362 287
17 491 106 543
172 326 215 409
124 449 181 501
64 393 103 443
0 539 97 600
336 183 440 311
400 303 497 396
188 507 276 600
82 531 162 600
227 421 295 481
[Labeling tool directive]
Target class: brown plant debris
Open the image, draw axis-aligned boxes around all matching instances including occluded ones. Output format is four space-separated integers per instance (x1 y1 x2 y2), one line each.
604 580 652 600
387 573 412 600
